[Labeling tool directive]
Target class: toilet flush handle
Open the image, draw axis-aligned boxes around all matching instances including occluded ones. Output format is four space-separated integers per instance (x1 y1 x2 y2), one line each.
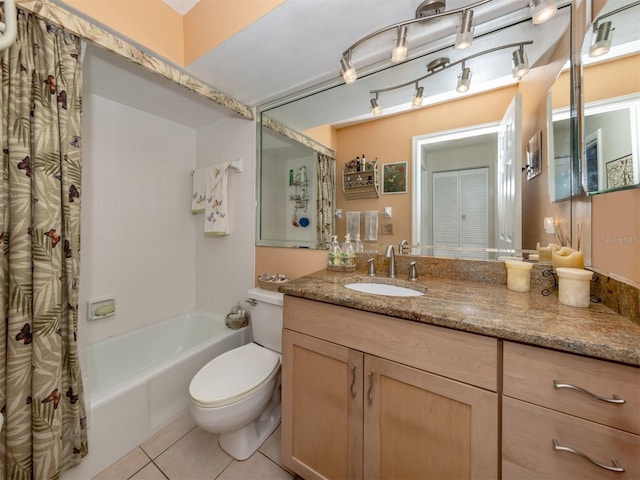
246 298 257 306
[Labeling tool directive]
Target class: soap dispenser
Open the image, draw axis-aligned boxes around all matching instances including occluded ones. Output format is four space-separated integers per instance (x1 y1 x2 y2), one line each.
355 234 364 253
328 235 342 267
342 234 355 267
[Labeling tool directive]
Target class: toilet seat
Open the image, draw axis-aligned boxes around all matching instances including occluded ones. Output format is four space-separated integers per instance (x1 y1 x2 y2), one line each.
189 343 280 408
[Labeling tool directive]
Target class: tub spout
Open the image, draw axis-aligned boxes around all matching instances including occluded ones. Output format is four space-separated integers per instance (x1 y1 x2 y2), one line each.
384 245 396 278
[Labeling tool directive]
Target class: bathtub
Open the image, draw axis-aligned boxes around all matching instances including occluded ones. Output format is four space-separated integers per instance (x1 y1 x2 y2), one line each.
63 311 250 480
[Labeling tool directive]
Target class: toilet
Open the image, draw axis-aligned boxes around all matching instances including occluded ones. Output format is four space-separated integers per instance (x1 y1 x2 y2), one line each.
189 288 283 460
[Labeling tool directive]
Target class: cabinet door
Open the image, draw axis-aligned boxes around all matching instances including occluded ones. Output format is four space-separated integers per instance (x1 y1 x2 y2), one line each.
281 329 363 480
363 355 498 479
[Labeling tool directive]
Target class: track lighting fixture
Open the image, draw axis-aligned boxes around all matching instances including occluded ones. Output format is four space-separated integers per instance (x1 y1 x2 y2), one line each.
367 41 532 117
512 46 529 79
456 66 472 93
412 86 424 108
589 21 613 57
370 96 383 116
529 0 557 25
340 0 492 84
392 26 408 63
455 10 474 50
340 55 357 84
587 1 640 58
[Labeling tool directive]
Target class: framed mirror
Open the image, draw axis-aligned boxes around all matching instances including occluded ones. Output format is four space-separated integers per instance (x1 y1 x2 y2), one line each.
257 1 573 253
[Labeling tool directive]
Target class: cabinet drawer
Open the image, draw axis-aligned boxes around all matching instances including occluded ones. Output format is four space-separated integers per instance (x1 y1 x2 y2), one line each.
503 397 640 479
284 296 498 391
503 341 640 434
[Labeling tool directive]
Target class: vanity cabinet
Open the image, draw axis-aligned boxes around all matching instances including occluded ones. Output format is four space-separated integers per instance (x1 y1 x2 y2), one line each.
502 341 640 479
281 296 499 479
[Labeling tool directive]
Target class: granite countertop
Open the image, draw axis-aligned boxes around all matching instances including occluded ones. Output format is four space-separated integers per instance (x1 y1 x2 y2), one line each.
278 269 640 367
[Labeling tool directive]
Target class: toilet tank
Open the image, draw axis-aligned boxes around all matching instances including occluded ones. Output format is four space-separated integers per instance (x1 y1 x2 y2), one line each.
247 288 284 353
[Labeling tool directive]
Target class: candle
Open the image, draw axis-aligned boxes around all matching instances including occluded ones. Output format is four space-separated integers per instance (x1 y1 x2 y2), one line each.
505 261 533 292
552 247 584 270
536 242 559 262
556 267 594 308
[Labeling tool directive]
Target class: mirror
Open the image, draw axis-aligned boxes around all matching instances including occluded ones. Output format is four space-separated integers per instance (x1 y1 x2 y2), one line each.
579 1 639 195
257 2 573 252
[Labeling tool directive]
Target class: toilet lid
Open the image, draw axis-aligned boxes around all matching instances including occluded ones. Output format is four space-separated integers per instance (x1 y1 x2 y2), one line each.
189 343 280 408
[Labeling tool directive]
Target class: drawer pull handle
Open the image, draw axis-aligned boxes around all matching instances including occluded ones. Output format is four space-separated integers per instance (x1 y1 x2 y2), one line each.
367 371 374 406
350 365 357 399
553 440 625 473
553 380 625 404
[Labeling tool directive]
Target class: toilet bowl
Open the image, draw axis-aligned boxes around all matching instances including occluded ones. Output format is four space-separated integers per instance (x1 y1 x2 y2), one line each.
189 288 283 460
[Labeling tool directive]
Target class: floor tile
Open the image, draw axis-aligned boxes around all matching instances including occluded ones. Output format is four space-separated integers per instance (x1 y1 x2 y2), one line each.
153 427 232 480
129 462 167 480
92 447 150 480
217 454 294 480
258 426 283 468
141 412 196 459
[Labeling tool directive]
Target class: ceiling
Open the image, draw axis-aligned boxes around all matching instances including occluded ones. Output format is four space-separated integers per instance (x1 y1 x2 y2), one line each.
81 0 638 131
180 0 555 109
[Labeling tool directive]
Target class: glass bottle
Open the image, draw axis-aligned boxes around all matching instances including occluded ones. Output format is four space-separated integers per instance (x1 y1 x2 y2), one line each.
329 235 342 267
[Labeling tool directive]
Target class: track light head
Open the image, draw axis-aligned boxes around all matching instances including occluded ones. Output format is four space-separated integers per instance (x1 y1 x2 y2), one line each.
340 55 357 84
456 67 472 93
392 26 408 63
412 86 424 108
370 97 383 116
512 47 529 79
589 21 613 57
455 10 474 50
529 0 557 25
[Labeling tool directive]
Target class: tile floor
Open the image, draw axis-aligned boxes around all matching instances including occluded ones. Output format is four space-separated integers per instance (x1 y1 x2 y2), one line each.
93 413 294 480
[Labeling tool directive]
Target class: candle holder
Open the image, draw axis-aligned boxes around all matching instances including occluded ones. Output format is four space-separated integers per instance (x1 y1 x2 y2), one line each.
541 268 558 296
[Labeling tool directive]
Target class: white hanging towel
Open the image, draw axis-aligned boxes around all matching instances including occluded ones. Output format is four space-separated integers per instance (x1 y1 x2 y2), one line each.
364 210 378 241
204 158 244 235
191 167 207 213
346 211 361 239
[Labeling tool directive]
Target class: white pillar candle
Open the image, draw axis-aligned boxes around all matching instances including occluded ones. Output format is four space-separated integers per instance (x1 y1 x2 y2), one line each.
505 261 533 292
557 267 594 308
552 247 584 270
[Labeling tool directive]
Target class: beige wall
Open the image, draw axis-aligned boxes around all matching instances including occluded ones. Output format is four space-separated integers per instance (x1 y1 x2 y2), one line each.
592 188 639 283
59 0 285 66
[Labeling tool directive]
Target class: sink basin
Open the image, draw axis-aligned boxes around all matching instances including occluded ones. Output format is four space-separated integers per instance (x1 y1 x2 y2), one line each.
344 282 425 297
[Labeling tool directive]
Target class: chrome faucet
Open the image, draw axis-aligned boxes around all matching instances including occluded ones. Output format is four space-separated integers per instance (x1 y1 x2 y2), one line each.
398 240 409 255
367 258 376 277
384 245 396 278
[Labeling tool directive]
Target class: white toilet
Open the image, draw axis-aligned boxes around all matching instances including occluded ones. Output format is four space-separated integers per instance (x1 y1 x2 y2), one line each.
189 288 283 460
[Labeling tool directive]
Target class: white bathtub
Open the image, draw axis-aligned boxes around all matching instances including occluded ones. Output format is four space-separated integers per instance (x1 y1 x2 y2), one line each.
64 311 250 480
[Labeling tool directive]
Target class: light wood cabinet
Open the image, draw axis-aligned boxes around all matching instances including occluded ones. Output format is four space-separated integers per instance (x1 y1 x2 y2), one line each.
502 341 640 479
282 296 499 480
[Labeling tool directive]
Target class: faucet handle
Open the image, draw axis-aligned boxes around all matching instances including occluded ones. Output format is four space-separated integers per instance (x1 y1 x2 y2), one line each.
398 240 409 255
409 261 418 281
367 258 376 277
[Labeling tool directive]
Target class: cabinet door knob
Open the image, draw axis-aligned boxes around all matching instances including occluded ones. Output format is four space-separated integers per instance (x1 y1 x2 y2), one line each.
350 365 357 399
553 380 625 404
552 440 625 473
367 371 374 406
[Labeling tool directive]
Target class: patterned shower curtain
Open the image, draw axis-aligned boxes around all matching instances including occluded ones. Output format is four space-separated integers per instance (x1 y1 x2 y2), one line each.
316 153 336 249
0 11 88 479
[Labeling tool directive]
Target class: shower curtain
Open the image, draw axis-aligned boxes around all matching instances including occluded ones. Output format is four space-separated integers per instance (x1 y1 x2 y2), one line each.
316 153 336 249
0 11 88 479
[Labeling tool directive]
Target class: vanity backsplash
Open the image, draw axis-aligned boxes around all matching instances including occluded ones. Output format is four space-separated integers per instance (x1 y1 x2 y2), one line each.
355 253 640 325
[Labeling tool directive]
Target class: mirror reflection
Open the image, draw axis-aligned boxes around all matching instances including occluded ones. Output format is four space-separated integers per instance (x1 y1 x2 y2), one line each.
579 0 639 195
257 1 572 252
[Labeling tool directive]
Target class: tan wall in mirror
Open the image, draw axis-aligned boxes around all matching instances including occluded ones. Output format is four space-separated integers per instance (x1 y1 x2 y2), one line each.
255 247 328 281
302 125 338 152
592 188 639 284
520 21 572 250
334 86 518 247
